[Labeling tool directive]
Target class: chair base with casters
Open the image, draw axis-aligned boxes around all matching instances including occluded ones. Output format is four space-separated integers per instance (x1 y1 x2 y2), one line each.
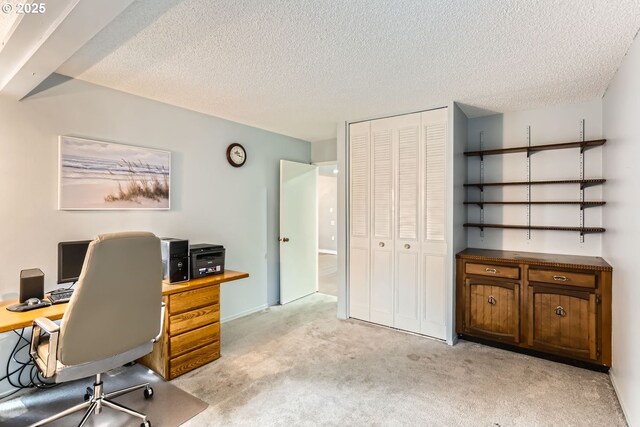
30 372 154 427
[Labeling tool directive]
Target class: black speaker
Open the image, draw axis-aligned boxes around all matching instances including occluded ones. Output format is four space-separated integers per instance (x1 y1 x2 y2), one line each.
20 268 44 303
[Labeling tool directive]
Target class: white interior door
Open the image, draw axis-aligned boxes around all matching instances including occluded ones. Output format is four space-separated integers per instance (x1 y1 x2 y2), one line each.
280 160 318 304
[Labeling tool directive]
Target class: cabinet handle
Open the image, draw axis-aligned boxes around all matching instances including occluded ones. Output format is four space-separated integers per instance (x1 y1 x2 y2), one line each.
485 268 497 274
553 275 568 282
555 306 566 317
487 296 497 305
404 244 411 249
379 242 385 247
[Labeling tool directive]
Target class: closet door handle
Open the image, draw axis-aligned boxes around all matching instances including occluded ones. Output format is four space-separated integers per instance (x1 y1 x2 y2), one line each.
404 244 411 249
555 306 566 317
379 242 385 247
487 296 497 305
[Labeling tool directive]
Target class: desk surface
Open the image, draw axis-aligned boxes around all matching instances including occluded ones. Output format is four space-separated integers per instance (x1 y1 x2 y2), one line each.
0 270 249 334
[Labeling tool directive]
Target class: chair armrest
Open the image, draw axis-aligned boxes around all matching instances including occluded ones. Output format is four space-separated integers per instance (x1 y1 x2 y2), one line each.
30 317 60 378
152 302 166 343
33 317 60 334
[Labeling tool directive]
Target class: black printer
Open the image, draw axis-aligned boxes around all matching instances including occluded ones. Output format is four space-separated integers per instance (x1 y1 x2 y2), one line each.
189 244 225 278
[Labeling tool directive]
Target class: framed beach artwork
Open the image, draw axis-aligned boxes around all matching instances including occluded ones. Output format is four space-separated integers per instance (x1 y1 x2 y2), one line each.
58 136 171 210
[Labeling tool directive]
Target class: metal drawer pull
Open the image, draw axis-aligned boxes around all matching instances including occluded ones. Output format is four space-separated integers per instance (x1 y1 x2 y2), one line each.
404 244 411 249
555 306 566 317
379 242 385 247
553 275 568 281
485 268 497 274
487 296 497 305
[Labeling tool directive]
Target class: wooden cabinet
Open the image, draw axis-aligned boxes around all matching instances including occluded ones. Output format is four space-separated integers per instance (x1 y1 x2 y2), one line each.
138 270 248 380
456 249 612 369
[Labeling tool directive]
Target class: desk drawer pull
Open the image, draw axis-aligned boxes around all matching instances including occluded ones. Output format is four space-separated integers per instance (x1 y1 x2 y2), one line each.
553 275 568 282
485 268 497 274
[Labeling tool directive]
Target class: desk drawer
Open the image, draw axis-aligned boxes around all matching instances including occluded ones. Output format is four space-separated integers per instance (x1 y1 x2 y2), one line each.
465 263 520 280
169 341 219 379
528 269 596 288
169 304 219 336
170 323 220 357
169 285 219 315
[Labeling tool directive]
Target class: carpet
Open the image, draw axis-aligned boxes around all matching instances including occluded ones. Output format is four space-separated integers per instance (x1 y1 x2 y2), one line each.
0 363 207 427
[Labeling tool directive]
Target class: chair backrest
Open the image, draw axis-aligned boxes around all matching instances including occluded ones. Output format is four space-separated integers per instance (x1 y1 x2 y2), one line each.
58 232 162 366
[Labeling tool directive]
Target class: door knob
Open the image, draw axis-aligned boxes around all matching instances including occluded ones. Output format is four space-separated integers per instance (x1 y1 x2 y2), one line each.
379 242 385 247
404 244 411 249
279 237 290 242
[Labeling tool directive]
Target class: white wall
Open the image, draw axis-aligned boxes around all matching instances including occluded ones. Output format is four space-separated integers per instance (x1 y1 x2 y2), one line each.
466 99 603 255
318 175 337 253
311 138 337 163
602 33 640 427
0 75 309 314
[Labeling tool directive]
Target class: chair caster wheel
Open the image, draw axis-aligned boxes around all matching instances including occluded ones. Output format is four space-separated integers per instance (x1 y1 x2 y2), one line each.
140 422 151 427
143 386 154 399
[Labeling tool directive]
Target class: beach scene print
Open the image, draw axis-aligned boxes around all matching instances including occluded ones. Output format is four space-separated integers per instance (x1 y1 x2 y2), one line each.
59 136 171 210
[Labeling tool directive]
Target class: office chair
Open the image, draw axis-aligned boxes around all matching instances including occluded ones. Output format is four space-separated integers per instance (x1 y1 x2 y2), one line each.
29 232 164 427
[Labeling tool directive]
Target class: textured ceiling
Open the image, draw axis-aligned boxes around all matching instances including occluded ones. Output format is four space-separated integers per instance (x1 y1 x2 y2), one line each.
57 0 640 142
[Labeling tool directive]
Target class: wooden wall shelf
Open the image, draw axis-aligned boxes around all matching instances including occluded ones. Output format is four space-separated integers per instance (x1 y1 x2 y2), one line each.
463 223 605 234
464 201 606 209
464 178 606 190
464 139 606 158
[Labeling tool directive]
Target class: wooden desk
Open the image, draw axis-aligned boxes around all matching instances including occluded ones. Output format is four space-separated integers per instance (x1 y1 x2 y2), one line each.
0 270 249 379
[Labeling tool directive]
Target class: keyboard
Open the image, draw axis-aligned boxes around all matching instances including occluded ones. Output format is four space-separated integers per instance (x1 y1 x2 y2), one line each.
47 289 74 304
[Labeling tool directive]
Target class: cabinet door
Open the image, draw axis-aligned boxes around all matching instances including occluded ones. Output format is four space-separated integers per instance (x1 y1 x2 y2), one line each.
528 285 597 361
394 113 422 333
369 118 395 327
349 121 371 321
465 279 520 343
420 107 448 339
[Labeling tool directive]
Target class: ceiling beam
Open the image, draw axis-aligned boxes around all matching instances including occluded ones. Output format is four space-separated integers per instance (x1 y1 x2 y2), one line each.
0 0 135 100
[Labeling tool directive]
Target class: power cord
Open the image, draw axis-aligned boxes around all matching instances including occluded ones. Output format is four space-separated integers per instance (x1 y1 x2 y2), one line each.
1 327 57 400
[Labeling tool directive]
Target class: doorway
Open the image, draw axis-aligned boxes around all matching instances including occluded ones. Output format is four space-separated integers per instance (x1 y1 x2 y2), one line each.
316 163 338 296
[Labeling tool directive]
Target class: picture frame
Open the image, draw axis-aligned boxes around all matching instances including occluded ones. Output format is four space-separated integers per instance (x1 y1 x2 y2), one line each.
58 136 171 210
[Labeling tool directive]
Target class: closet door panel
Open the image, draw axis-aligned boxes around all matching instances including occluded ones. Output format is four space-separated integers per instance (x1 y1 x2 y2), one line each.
394 114 421 333
420 108 448 339
370 119 394 326
349 121 371 321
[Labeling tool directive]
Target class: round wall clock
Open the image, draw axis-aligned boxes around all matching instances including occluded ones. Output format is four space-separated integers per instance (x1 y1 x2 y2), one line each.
226 143 247 167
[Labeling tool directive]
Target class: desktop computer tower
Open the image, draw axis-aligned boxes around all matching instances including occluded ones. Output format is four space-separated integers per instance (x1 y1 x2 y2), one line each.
161 238 189 284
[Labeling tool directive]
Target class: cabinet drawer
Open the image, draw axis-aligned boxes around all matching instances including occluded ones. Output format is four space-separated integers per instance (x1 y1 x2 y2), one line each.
169 285 219 314
169 304 219 336
528 269 596 288
169 341 220 379
465 263 520 280
170 323 220 357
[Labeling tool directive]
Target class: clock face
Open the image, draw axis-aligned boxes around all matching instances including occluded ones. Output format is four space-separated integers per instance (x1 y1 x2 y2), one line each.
227 143 246 167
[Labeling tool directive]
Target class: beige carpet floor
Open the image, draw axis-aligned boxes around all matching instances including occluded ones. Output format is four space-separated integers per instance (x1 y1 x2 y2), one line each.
318 253 337 296
173 293 626 427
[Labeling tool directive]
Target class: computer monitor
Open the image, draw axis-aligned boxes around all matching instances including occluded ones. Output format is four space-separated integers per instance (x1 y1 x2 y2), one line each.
57 240 91 284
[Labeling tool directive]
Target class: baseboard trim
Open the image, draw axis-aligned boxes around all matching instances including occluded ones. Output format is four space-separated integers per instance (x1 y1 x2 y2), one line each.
609 370 632 426
318 249 337 255
221 304 268 323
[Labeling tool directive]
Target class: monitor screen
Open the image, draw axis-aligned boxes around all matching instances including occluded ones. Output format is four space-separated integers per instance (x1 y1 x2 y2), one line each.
58 240 91 284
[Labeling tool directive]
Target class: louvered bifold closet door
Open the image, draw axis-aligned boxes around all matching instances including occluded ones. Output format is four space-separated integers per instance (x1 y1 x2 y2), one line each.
420 107 448 339
369 117 395 327
393 113 422 333
349 121 371 321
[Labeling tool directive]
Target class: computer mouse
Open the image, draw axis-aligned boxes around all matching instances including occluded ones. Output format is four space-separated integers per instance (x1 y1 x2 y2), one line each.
26 298 41 306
